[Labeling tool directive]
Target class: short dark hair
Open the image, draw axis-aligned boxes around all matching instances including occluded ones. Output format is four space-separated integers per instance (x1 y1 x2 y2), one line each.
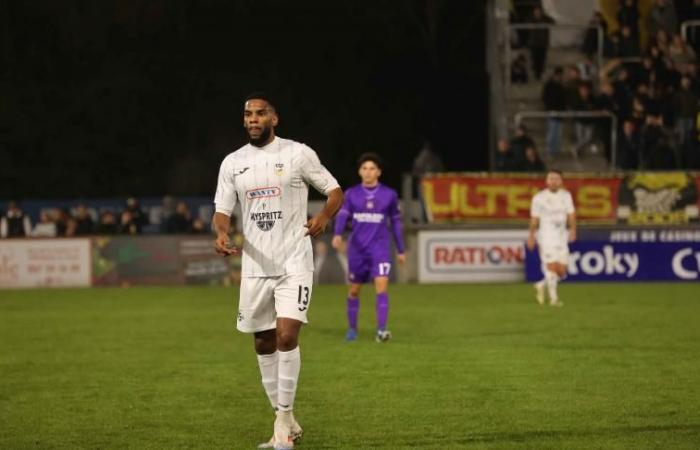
357 152 383 170
245 91 276 110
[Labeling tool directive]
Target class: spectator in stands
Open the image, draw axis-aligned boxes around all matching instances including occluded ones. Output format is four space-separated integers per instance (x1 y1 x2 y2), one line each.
527 6 553 81
511 53 529 84
618 0 640 40
618 25 641 57
124 197 148 234
167 201 193 233
509 124 535 162
596 81 619 161
618 119 643 169
577 53 598 82
32 211 58 238
519 145 546 172
649 0 678 37
96 210 118 235
74 204 95 235
412 141 445 177
673 76 699 147
570 82 596 157
495 138 518 171
582 11 608 57
1 201 32 238
55 207 77 237
542 67 567 156
190 218 208 234
668 34 696 71
641 110 678 169
159 195 176 233
119 210 139 235
564 65 582 107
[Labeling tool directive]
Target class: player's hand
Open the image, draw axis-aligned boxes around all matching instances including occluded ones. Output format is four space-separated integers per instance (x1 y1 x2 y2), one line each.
304 213 329 238
331 235 343 249
527 236 536 251
214 233 238 257
397 254 406 265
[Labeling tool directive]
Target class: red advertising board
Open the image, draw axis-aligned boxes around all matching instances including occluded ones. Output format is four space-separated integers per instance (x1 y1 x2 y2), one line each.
421 173 621 223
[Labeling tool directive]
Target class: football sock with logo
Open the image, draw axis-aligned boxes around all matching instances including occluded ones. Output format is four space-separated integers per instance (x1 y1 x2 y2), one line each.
347 297 359 330
256 351 279 410
545 271 559 302
277 347 300 412
376 292 389 330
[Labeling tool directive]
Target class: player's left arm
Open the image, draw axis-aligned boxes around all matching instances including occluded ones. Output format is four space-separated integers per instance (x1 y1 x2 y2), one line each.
388 191 406 265
566 192 577 243
299 145 344 238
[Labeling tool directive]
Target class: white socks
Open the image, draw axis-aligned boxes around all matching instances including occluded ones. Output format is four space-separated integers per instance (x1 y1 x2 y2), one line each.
545 271 559 302
277 347 301 412
256 351 279 410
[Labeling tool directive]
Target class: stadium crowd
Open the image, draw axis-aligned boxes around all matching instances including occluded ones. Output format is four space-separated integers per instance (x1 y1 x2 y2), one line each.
0 197 210 238
506 0 700 171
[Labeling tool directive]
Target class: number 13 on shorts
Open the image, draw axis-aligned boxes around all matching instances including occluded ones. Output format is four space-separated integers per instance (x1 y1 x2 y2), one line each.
378 262 391 276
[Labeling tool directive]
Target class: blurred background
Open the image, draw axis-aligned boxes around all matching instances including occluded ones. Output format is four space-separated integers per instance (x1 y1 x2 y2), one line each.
2 0 700 287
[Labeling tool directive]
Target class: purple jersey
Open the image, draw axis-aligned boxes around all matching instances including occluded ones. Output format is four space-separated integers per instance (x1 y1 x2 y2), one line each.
334 183 405 256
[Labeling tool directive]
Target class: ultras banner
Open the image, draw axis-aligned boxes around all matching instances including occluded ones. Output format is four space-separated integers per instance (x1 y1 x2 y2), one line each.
421 172 700 225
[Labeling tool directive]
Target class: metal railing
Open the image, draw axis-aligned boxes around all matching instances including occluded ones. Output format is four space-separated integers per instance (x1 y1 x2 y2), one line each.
505 23 604 93
513 110 618 168
681 20 700 44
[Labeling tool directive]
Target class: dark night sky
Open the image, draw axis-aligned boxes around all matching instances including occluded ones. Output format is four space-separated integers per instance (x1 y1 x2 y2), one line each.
1 0 488 198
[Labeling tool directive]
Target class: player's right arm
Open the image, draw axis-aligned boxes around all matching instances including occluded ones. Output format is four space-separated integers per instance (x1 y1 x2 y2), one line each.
213 156 239 256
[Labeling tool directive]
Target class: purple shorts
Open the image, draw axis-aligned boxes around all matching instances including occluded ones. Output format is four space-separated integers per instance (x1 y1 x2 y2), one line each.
347 250 392 284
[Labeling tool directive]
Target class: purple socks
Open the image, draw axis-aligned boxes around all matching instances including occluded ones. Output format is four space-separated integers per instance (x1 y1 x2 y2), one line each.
347 297 359 330
376 292 389 330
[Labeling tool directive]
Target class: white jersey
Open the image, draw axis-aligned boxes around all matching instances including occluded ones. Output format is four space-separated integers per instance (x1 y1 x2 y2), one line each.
530 188 575 246
214 137 340 277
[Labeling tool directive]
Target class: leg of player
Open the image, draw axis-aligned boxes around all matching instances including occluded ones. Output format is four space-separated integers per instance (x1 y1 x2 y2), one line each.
374 276 391 342
545 262 563 306
346 283 361 341
255 330 279 410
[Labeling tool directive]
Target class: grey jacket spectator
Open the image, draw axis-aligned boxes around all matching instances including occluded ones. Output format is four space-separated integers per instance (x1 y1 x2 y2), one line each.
412 142 445 176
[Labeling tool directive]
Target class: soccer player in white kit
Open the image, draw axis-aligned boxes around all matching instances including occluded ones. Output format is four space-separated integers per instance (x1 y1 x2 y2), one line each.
527 170 576 306
213 93 343 449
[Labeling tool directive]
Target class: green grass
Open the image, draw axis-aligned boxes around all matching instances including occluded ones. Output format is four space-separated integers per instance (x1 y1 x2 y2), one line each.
1 283 700 449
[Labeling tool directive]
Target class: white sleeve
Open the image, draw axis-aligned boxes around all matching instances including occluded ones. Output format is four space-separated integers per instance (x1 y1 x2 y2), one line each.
565 192 575 214
530 195 542 218
299 145 340 195
214 157 237 216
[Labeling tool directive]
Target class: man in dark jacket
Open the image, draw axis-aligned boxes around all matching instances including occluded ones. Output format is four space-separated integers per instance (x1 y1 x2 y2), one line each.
542 67 567 156
0 201 32 238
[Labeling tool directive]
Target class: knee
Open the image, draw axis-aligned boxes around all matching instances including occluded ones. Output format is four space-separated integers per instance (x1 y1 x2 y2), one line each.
348 286 361 298
276 330 298 352
254 335 276 355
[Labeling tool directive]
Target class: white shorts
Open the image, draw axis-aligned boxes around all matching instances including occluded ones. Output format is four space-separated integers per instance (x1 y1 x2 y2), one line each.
236 271 314 333
539 243 569 266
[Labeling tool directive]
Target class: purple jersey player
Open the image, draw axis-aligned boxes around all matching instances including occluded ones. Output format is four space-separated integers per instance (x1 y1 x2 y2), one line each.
332 153 405 342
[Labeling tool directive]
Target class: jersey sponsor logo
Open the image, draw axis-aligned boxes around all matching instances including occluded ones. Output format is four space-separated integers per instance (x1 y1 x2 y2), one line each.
568 245 639 278
353 212 384 223
246 186 281 200
251 211 283 231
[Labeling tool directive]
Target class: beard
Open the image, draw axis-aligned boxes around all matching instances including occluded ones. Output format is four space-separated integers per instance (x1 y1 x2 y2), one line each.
248 127 272 147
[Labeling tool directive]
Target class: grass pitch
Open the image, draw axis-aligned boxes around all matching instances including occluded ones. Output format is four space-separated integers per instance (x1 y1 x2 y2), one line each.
1 283 699 449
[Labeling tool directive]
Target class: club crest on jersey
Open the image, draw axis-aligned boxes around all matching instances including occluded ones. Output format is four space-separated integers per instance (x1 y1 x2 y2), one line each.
251 211 283 231
366 200 374 209
246 186 281 200
275 163 284 176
